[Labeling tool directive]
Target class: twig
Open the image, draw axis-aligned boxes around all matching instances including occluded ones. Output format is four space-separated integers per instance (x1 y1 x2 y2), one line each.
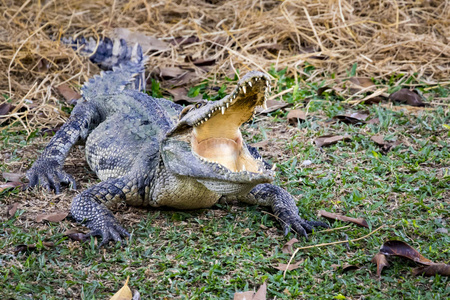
283 224 386 278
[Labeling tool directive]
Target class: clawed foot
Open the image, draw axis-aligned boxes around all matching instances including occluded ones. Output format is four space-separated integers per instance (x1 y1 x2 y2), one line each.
27 158 76 193
84 217 130 247
283 217 329 239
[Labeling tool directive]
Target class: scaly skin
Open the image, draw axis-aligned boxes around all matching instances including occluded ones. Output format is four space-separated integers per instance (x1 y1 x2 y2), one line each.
27 37 327 246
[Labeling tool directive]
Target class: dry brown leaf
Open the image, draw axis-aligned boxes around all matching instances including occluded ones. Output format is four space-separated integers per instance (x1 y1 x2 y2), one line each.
318 210 369 228
56 83 81 103
371 252 389 277
0 103 14 116
14 242 54 253
111 28 169 52
64 228 88 242
110 276 133 300
314 135 352 147
412 263 450 277
333 112 369 124
287 110 306 126
341 264 360 273
281 238 299 254
234 283 266 300
256 100 289 114
380 240 434 265
273 260 303 271
366 118 379 124
2 172 23 182
157 67 188 79
36 212 69 223
185 55 216 67
253 282 267 300
0 182 23 192
349 77 375 88
389 89 426 107
6 203 19 219
370 135 401 153
234 291 255 300
166 87 203 105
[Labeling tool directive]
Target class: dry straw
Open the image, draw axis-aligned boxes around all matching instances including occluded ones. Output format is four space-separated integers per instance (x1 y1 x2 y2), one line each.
0 0 449 132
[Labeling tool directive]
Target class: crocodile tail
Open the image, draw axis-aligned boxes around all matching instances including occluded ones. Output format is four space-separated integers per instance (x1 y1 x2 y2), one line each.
62 37 148 98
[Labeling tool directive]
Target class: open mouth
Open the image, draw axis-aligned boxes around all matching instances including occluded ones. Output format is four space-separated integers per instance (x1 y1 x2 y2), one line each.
190 73 270 173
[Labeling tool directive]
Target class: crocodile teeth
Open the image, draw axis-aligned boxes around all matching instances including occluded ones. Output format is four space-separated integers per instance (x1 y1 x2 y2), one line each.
263 101 268 110
221 106 225 115
242 165 246 171
248 82 252 87
226 103 229 108
266 80 270 86
242 86 246 94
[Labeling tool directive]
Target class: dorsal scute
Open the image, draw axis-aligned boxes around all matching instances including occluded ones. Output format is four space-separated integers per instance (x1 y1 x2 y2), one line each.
80 44 148 100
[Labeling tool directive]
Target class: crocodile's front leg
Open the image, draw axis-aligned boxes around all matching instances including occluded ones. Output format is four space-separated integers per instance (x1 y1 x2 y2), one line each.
237 184 328 238
70 176 138 246
27 100 101 193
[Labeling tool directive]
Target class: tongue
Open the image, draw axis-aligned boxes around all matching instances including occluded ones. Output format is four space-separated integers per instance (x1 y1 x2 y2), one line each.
193 138 241 172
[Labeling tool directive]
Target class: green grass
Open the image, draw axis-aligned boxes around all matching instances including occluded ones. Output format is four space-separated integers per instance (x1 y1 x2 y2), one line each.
0 69 449 299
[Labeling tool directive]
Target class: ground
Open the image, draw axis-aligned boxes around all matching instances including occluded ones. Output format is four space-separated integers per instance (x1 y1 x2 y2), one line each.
1 0 449 299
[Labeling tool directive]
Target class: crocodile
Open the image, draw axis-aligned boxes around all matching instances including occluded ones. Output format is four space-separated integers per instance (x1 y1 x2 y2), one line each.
27 37 327 246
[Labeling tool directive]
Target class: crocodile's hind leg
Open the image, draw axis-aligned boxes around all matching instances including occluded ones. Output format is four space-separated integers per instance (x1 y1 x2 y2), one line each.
70 175 142 246
244 184 328 237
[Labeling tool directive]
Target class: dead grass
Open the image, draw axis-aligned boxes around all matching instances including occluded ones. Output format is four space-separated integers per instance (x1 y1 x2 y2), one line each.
0 0 449 133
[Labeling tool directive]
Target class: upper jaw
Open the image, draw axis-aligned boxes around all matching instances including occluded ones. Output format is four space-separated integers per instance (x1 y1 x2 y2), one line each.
181 71 271 127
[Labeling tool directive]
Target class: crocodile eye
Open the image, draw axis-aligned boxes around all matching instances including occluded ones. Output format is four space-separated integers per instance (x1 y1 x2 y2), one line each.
195 102 204 109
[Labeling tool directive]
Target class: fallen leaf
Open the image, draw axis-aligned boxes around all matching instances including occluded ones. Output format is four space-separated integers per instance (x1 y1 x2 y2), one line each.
412 263 450 276
14 242 54 253
380 240 434 265
389 89 426 107
341 264 360 273
366 118 379 124
333 112 369 124
110 276 133 300
64 228 88 242
166 87 203 105
0 103 15 123
349 77 375 88
256 100 290 114
370 135 401 153
185 55 216 67
2 172 23 182
234 291 255 300
56 83 81 103
273 260 303 271
157 67 188 79
282 238 299 254
318 210 369 228
287 110 306 126
6 203 19 219
314 135 352 148
371 252 389 277
234 282 267 300
36 212 69 223
253 282 267 300
0 182 23 192
111 28 169 52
